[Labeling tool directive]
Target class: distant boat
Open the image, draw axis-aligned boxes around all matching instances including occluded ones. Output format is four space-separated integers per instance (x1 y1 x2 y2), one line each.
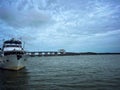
0 38 28 70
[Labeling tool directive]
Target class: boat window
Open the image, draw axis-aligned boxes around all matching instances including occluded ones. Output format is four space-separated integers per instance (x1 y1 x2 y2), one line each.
4 45 22 47
6 60 9 62
4 51 24 55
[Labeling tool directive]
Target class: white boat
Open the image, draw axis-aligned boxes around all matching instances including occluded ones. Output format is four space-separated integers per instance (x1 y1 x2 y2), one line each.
0 38 27 70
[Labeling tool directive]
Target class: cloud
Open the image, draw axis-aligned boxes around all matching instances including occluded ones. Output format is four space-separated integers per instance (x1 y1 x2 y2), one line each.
0 1 52 28
94 29 120 37
0 0 120 52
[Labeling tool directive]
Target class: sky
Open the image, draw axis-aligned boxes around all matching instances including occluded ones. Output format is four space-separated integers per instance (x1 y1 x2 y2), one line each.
0 0 120 52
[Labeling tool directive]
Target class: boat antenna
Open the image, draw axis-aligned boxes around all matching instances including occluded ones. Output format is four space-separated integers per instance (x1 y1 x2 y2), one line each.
20 37 25 49
23 41 25 49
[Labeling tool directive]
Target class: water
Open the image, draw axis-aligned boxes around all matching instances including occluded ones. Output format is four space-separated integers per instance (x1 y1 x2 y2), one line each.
0 55 120 90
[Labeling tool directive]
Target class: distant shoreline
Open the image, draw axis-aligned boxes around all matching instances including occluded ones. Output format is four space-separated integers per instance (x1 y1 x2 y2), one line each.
65 52 120 55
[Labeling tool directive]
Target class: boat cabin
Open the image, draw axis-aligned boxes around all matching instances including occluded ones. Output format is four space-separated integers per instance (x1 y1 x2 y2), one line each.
2 38 24 55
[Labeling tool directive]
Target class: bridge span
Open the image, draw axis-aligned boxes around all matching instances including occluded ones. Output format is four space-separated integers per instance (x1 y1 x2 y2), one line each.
26 51 66 56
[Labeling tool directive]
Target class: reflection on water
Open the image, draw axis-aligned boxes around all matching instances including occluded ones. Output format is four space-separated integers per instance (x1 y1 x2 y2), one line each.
0 55 120 90
0 69 29 89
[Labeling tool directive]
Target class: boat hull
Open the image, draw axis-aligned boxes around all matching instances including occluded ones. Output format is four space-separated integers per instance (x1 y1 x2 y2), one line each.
0 55 27 70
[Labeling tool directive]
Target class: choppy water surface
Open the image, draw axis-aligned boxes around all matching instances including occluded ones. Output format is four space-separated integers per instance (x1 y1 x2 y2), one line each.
0 55 120 90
